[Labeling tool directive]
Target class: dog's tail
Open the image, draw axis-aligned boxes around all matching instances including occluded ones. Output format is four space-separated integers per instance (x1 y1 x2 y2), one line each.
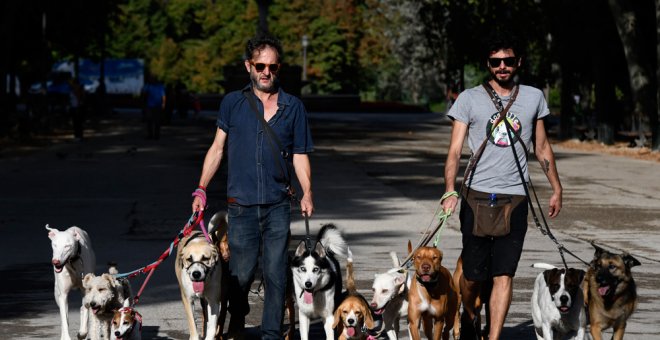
108 261 119 275
318 224 349 258
389 251 401 267
345 247 357 294
532 262 557 270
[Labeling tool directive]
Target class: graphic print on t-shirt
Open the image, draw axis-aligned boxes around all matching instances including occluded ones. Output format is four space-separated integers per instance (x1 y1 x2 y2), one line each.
486 111 521 147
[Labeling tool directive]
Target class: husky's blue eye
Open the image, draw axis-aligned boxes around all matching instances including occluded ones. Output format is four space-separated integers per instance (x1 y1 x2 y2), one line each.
313 267 319 273
299 267 306 272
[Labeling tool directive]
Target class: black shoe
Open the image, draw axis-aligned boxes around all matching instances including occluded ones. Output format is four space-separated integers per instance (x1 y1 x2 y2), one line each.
459 312 481 340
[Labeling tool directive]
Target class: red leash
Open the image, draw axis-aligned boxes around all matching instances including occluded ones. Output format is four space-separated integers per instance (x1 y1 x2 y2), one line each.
115 209 205 305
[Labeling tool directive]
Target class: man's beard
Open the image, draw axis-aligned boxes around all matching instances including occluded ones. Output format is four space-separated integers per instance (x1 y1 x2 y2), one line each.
490 69 516 87
251 72 278 93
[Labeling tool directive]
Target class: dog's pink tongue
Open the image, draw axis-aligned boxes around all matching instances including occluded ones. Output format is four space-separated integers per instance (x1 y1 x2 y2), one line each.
598 286 610 296
193 281 205 293
421 274 431 282
347 326 356 337
303 291 313 304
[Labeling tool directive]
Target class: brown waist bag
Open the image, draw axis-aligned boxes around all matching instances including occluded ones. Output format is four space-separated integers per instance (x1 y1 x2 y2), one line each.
463 188 525 237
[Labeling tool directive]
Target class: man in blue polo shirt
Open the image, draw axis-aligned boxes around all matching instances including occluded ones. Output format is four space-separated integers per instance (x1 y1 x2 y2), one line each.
192 35 314 340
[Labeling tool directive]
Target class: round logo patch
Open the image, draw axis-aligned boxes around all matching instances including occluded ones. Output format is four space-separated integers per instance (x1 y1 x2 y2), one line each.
486 111 521 147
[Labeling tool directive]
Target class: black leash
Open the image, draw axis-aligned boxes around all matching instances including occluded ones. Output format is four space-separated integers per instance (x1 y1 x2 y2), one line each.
483 82 589 268
303 211 312 251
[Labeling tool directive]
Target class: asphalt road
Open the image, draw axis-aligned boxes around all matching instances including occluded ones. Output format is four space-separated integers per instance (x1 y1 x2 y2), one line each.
1 109 658 339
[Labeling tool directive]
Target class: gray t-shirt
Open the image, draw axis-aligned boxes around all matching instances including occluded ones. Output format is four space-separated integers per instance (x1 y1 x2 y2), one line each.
447 84 550 195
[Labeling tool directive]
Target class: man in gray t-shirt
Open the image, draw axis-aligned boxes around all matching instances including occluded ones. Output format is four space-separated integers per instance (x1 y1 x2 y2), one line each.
441 31 563 340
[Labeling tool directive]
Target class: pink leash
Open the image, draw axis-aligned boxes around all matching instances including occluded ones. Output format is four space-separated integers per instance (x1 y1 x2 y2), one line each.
192 188 212 243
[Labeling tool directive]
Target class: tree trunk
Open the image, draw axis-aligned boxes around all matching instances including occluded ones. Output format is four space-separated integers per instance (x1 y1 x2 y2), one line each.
608 0 657 148
656 0 660 149
256 0 271 36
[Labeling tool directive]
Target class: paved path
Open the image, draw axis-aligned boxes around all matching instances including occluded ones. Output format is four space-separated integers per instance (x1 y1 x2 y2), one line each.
0 109 658 339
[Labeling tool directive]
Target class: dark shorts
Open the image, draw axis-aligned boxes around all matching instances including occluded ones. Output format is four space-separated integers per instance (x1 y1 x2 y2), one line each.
459 197 528 281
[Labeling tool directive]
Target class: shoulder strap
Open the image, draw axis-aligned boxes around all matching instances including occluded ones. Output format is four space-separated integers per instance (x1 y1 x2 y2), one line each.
461 83 519 194
243 90 292 187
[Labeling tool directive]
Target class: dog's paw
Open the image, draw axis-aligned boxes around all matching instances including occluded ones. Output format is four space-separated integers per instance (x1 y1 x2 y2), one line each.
76 331 87 340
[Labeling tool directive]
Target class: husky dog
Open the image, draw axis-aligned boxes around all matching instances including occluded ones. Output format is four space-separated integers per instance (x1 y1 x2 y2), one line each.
82 265 133 340
291 224 351 340
46 224 96 340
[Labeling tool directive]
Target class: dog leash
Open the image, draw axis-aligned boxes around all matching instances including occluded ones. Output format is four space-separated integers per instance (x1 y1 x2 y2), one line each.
500 117 589 268
480 83 589 268
113 209 205 305
401 204 452 268
191 187 212 243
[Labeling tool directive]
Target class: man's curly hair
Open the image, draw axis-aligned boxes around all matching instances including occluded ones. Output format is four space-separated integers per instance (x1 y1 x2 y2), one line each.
483 29 523 60
245 35 284 63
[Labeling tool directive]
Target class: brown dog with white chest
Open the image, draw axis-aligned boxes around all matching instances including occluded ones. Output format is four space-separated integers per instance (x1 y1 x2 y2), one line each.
583 242 641 340
408 244 459 340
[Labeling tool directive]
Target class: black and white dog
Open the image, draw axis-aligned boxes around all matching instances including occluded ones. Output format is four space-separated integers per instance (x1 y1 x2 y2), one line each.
291 224 351 340
531 263 587 340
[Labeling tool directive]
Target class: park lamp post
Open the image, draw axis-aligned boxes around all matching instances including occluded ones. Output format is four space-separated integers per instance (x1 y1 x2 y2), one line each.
302 35 309 81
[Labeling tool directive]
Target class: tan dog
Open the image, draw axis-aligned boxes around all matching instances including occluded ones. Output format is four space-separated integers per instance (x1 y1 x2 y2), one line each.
408 244 459 340
175 212 230 340
333 257 375 340
583 242 641 340
452 256 490 339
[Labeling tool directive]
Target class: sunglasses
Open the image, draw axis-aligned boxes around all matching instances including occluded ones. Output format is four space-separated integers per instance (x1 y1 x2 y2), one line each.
250 61 280 73
488 57 518 68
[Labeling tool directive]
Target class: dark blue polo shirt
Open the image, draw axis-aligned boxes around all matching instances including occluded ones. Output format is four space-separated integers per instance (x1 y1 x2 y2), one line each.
217 85 314 205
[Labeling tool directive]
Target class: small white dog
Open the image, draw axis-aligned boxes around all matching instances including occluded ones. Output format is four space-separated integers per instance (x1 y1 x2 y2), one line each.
111 299 142 340
291 224 351 340
531 263 586 340
82 265 133 340
370 252 409 340
46 224 96 340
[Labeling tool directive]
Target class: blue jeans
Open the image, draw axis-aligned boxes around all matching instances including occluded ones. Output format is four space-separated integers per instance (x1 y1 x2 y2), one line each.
227 198 291 340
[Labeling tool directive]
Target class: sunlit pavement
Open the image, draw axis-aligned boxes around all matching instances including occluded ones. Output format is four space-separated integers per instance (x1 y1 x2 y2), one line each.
1 109 657 339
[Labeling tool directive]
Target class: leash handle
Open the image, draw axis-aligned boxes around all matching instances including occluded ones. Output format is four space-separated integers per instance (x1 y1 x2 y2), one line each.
303 211 312 251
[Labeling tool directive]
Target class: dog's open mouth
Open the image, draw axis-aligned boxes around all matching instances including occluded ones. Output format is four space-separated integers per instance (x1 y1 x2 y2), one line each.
558 305 570 314
302 289 314 304
419 273 435 282
372 307 385 315
91 306 101 315
346 326 357 337
53 264 64 273
192 281 205 294
598 285 611 296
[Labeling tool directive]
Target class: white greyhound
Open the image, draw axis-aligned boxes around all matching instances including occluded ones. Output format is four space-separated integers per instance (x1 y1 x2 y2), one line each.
46 224 96 340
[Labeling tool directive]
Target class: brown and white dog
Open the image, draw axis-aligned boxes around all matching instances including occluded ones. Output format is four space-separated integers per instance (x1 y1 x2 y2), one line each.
583 242 641 340
334 253 375 340
175 211 230 340
407 244 459 340
531 263 586 340
111 299 142 340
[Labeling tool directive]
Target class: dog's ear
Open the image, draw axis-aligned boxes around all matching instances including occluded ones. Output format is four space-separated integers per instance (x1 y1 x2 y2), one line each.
82 273 94 287
295 240 307 257
622 253 641 268
407 240 413 255
123 298 131 308
332 304 343 330
45 224 57 239
363 303 375 330
73 229 82 241
543 268 558 285
591 241 606 259
314 241 326 258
